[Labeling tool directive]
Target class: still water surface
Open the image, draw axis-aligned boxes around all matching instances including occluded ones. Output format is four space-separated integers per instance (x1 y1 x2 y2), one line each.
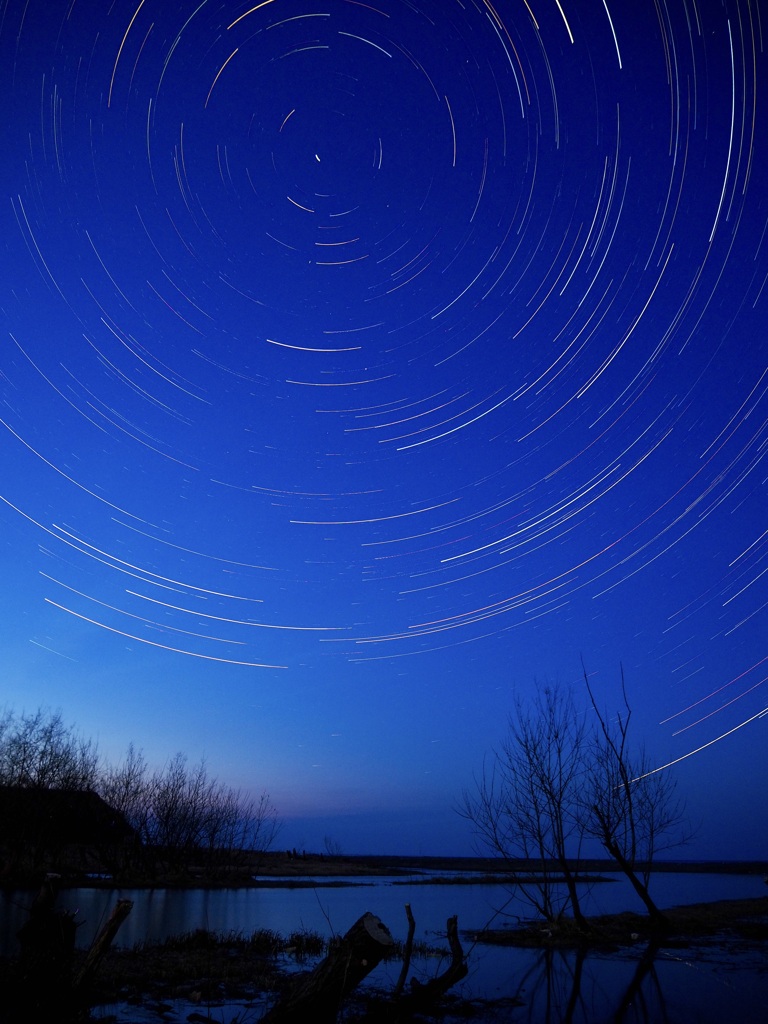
3 869 761 950
2 870 766 1023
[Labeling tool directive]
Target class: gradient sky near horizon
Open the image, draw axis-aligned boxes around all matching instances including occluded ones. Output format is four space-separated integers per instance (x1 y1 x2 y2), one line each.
1 0 766 859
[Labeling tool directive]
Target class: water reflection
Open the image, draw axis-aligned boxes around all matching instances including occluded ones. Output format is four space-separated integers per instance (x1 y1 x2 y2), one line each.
507 943 665 1024
1 870 763 954
498 940 766 1024
2 875 766 1023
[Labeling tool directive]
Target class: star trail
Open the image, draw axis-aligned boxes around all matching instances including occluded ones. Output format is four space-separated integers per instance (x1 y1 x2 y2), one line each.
0 0 766 855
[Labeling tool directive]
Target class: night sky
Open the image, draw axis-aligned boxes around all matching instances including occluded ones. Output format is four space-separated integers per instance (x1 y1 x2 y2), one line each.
1 0 766 859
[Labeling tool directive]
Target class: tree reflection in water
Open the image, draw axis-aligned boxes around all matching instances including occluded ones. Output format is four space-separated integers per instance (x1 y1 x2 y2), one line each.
511 942 669 1024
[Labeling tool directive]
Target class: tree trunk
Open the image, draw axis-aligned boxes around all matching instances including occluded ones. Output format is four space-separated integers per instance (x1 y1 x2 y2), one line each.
261 912 394 1024
604 840 667 925
559 857 590 931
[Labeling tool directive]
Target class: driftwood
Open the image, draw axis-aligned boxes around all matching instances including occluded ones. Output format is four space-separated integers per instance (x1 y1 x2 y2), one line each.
74 898 134 992
262 906 469 1024
261 912 395 1024
401 914 468 1010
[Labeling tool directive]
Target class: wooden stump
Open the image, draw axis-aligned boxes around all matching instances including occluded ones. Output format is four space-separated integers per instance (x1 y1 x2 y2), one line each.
261 912 394 1024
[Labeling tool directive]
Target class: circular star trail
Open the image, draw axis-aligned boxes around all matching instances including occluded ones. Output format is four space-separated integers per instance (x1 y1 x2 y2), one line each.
1 0 767 764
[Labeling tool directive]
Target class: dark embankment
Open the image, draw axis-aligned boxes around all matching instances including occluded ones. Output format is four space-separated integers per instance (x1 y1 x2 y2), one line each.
471 895 768 949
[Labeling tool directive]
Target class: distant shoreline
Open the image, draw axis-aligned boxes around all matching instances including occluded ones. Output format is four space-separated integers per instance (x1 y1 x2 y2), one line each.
2 852 766 891
323 854 768 876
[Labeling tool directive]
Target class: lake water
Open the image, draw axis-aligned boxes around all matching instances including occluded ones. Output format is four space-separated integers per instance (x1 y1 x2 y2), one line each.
3 869 766 1023
2 869 762 950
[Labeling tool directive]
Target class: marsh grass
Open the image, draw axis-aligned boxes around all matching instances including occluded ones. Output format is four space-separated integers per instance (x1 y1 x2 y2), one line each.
130 925 327 957
80 928 323 1008
78 922 452 1013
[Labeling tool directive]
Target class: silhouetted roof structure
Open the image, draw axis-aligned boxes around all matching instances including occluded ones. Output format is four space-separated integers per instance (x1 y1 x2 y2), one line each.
0 786 134 847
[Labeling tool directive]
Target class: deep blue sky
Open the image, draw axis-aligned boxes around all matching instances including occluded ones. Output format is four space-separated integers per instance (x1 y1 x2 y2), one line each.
1 0 766 859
